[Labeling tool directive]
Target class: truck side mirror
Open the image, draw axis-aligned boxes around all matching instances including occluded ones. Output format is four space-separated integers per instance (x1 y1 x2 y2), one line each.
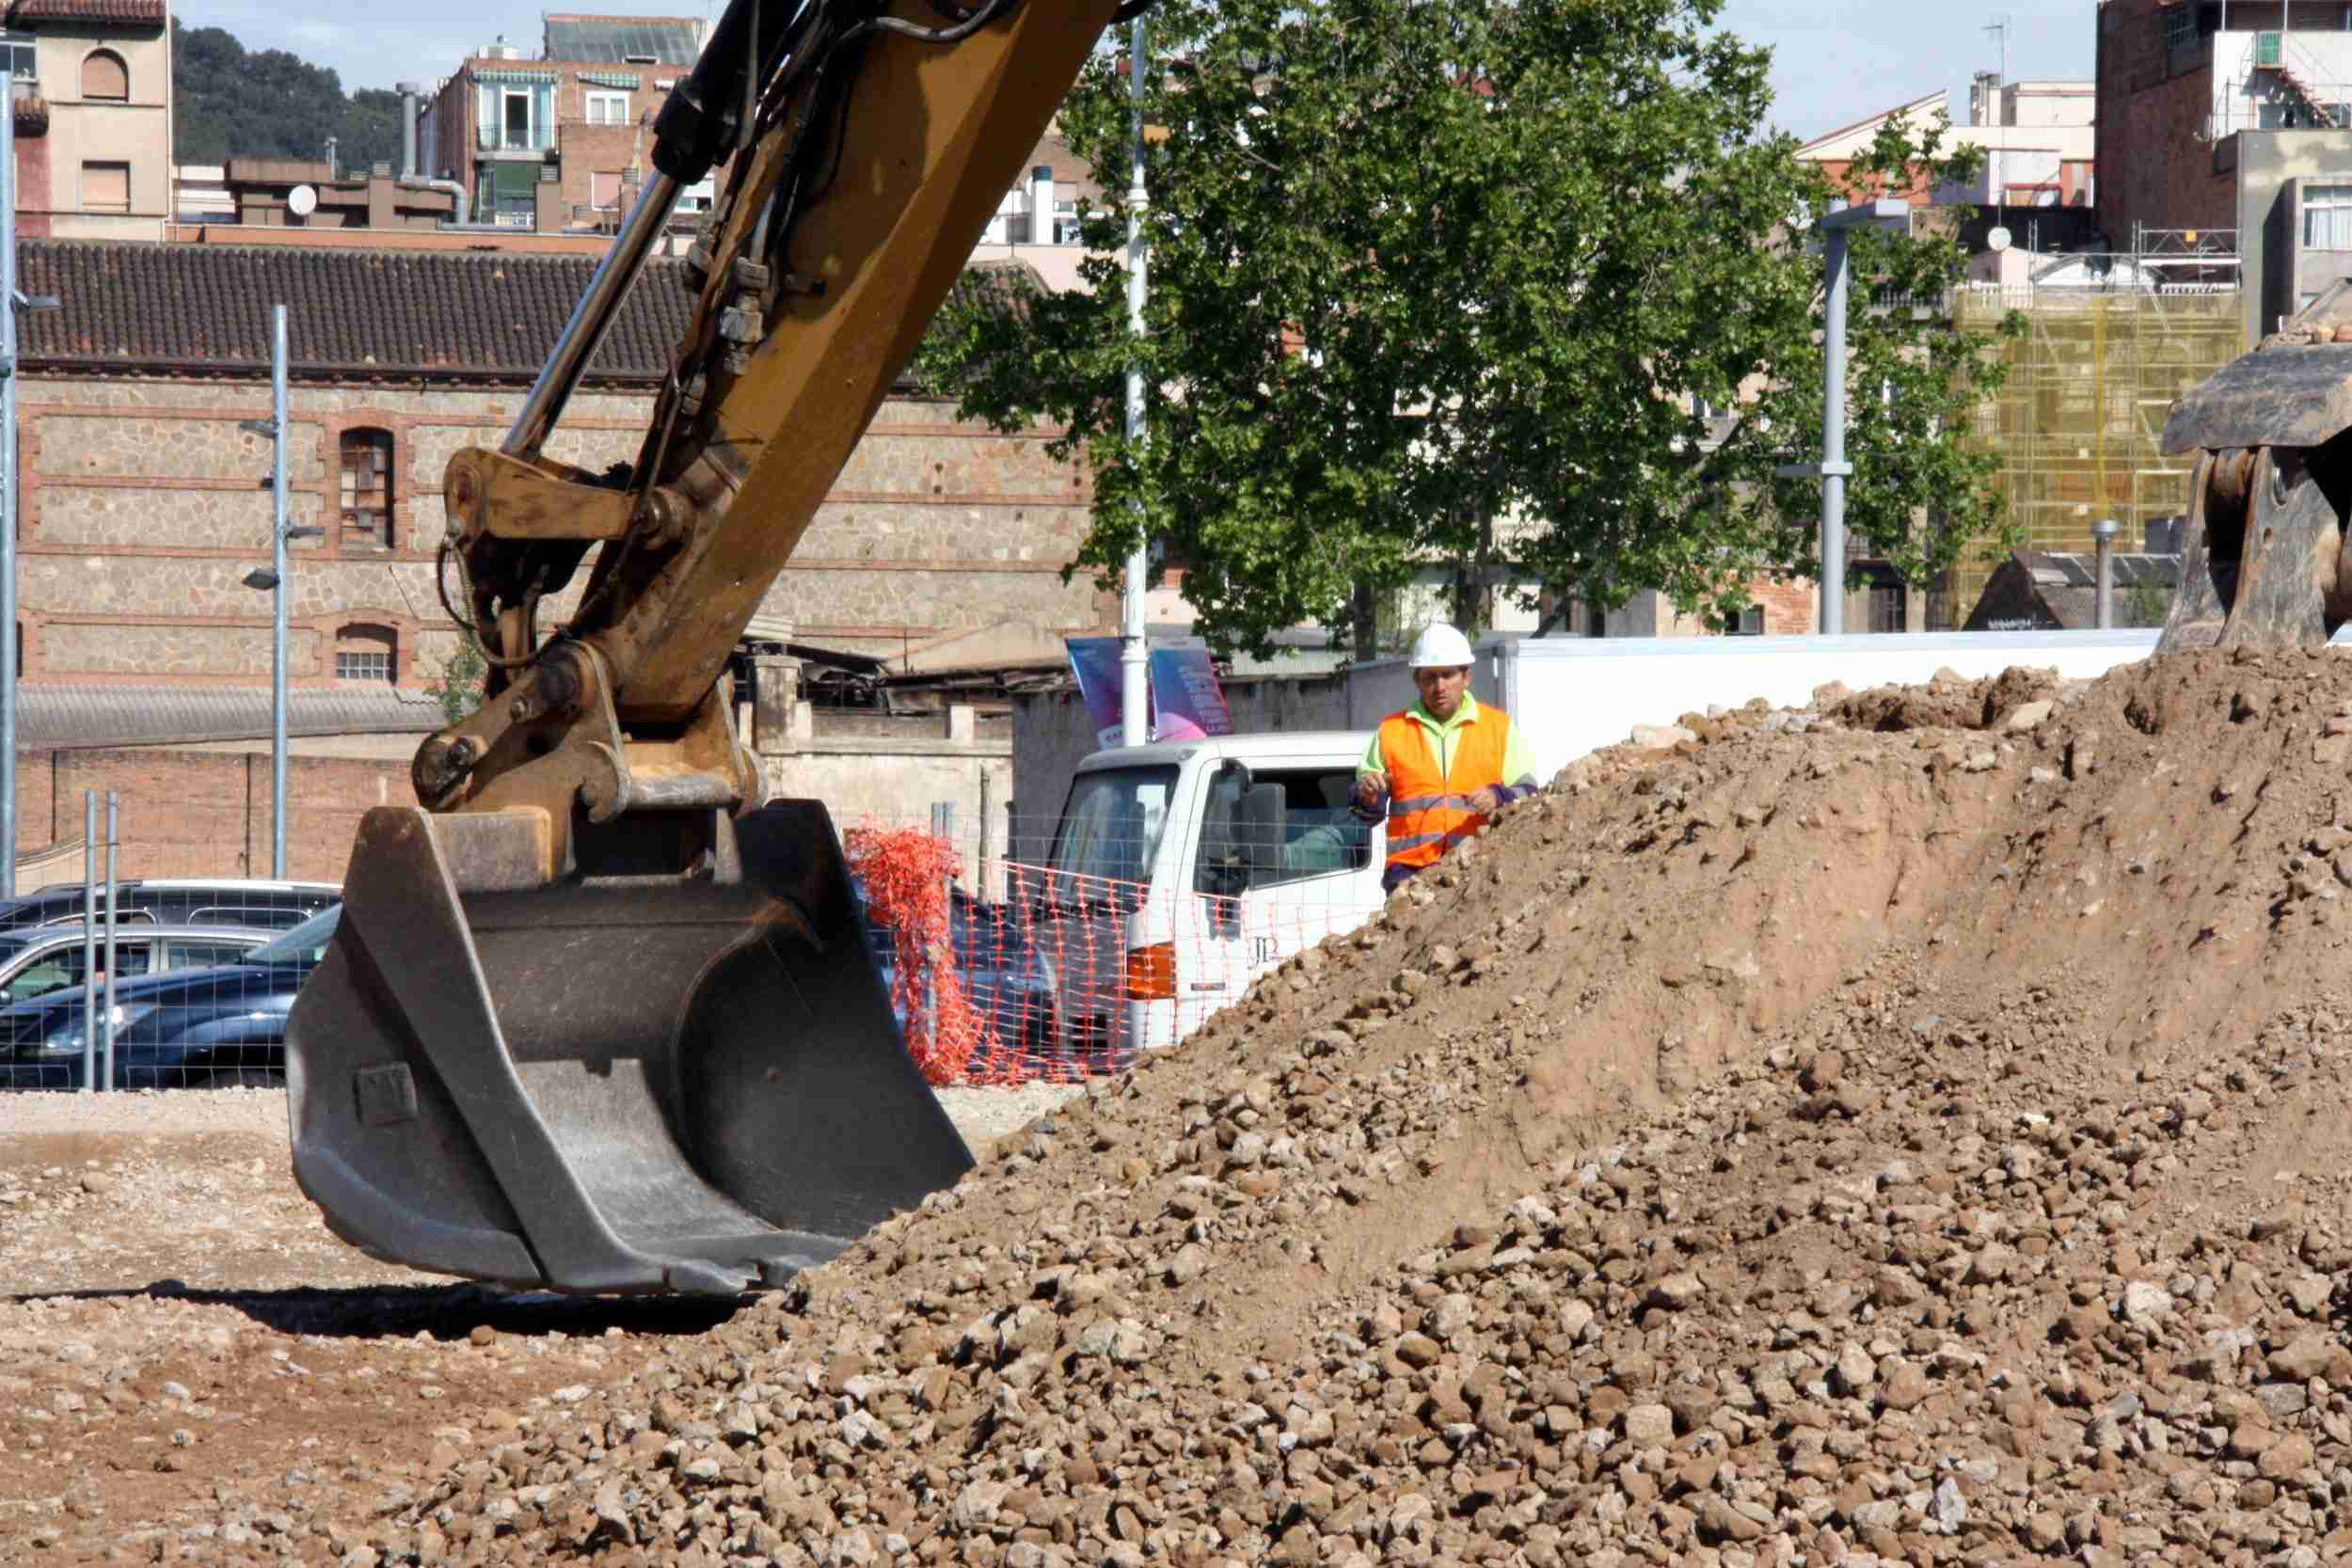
1237 782 1285 885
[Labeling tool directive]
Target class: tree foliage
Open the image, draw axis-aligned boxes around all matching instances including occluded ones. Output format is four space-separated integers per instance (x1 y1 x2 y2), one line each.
172 21 403 171
918 0 2018 654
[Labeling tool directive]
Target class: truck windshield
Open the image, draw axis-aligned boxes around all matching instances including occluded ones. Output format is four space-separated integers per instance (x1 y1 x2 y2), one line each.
1050 766 1180 889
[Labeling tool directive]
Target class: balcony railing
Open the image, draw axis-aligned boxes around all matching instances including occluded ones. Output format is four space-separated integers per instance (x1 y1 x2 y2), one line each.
476 126 551 154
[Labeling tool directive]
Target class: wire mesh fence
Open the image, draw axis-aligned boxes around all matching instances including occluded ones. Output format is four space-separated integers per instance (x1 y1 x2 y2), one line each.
0 790 342 1092
1 789 1396 1095
841 803 1391 1087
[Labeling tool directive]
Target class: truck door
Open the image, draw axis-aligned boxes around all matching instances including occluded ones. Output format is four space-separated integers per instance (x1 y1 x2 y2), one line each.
1161 763 1383 1046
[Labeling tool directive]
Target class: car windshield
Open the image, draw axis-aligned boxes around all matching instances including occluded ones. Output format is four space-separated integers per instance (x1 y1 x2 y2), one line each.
247 906 341 965
1048 766 1179 889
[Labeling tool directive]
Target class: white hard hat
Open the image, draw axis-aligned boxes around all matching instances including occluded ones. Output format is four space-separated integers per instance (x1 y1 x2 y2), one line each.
1408 623 1474 670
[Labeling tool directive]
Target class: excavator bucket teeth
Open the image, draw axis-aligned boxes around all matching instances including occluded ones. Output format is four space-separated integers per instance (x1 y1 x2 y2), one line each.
2160 446 2352 655
284 801 973 1295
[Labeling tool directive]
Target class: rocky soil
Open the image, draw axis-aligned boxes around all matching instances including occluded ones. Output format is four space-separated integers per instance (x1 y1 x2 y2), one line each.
12 650 2352 1567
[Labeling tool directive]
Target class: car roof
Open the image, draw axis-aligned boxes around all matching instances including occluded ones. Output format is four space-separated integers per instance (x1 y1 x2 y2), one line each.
10 923 278 943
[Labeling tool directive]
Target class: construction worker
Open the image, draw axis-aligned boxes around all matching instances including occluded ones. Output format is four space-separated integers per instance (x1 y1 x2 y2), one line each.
1351 624 1540 892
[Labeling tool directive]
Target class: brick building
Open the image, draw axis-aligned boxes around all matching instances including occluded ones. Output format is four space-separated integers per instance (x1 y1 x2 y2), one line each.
420 14 711 236
3 0 172 241
8 240 1106 692
2095 0 2352 338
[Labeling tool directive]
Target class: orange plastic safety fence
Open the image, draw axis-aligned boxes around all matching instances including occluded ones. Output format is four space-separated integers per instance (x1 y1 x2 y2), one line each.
842 826 991 1086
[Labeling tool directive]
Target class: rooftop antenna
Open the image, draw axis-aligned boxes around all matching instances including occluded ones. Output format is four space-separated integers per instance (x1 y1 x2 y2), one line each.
1984 13 2009 108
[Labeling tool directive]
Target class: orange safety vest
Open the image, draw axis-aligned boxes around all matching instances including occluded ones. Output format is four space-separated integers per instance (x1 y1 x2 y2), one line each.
1379 705 1513 873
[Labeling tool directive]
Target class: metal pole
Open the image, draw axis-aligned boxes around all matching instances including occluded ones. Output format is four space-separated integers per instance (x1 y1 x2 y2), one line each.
2092 518 2118 629
1119 18 1150 748
1821 228 1850 636
101 790 115 1089
270 305 289 879
1 80 20 902
77 790 92 1093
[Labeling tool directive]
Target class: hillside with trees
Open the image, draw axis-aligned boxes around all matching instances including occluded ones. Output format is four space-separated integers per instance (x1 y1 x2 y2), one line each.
172 20 404 172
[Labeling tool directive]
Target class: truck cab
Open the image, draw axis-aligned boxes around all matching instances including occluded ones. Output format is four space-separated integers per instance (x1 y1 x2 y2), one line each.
1032 732 1386 1065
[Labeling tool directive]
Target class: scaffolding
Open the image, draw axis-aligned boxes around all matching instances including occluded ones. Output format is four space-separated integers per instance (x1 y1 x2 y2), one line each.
1951 284 2245 618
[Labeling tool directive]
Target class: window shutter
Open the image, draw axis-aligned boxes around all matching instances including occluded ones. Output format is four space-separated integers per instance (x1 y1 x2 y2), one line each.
534 83 554 147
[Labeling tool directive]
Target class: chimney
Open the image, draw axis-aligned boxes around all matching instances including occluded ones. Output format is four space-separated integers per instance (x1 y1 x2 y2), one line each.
1030 164 1054 245
398 81 422 179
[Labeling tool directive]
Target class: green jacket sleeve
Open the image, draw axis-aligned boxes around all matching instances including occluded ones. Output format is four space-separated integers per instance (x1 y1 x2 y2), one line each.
1501 718 1538 790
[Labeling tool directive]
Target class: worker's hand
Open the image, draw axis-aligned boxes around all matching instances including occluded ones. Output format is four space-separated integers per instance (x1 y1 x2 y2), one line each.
1468 785 1504 816
1352 771 1387 814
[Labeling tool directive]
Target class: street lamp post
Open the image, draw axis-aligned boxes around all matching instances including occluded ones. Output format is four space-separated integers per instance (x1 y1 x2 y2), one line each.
239 306 324 878
1775 198 1912 636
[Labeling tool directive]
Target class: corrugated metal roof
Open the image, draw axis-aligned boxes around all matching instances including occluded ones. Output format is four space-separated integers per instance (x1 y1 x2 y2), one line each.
544 15 701 67
19 685 446 750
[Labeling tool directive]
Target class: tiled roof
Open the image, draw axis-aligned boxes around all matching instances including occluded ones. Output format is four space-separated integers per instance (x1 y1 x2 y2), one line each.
18 240 699 385
19 683 445 750
8 0 165 23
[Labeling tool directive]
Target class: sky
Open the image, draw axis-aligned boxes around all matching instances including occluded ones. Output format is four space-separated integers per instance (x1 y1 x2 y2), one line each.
175 1 2096 139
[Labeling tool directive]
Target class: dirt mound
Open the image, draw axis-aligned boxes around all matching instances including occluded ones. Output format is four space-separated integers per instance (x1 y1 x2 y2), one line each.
23 648 2352 1566
1829 663 2060 734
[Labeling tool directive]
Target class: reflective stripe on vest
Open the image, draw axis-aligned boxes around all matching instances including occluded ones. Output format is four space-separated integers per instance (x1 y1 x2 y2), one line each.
1379 706 1511 873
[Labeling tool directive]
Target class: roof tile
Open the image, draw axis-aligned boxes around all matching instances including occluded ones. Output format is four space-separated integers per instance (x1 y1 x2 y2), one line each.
19 239 698 384
8 0 165 24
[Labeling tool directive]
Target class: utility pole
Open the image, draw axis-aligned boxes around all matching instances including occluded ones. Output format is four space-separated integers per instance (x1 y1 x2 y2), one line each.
0 74 18 901
1119 18 1149 748
239 307 323 877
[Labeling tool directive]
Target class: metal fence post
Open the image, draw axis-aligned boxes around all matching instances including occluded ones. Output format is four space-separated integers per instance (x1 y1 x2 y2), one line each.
78 790 93 1092
102 790 116 1089
2092 517 2118 629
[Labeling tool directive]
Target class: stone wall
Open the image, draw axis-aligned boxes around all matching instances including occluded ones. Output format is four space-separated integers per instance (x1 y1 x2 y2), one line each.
17 376 1109 689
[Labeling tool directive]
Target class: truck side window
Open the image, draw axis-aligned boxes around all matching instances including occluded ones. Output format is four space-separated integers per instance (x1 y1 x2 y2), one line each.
1195 767 1371 895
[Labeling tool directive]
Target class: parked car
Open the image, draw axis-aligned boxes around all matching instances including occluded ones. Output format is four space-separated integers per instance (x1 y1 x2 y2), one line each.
0 905 340 1090
855 882 1060 1070
0 923 277 1008
0 879 339 934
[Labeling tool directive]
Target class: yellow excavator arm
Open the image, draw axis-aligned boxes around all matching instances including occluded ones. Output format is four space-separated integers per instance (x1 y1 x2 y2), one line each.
284 0 1128 1295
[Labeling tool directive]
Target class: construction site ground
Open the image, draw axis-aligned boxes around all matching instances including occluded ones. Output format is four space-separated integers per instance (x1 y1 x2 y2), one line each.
11 649 2352 1567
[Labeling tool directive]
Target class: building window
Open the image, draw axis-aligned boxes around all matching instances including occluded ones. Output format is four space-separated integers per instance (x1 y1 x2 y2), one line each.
584 89 629 125
1867 579 1908 633
0 31 34 81
1721 605 1764 636
78 161 128 214
335 625 396 684
2309 185 2352 250
339 428 394 550
80 49 125 102
2161 6 2198 48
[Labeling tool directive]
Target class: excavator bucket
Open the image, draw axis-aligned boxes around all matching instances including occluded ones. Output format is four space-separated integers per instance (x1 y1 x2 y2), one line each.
284 800 973 1295
2157 295 2352 654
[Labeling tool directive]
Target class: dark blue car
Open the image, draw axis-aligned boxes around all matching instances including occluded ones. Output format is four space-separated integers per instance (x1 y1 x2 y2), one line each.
0 906 339 1091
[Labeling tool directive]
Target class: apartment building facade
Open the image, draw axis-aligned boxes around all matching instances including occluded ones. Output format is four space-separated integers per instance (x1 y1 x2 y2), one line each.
2097 0 2352 340
3 0 170 241
420 14 710 237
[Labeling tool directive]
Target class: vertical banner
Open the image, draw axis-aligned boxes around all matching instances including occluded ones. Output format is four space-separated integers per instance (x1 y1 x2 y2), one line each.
1065 637 1128 747
1147 647 1232 740
1069 640 1236 745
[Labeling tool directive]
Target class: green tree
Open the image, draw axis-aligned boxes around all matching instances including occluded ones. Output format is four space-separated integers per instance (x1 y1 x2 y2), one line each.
425 639 488 725
918 0 2014 654
172 21 402 171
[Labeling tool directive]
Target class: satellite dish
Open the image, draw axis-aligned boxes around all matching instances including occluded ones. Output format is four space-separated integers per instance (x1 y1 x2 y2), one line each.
288 184 317 217
1986 225 2012 253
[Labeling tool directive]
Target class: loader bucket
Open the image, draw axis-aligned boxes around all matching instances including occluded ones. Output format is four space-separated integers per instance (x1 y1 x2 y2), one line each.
284 800 973 1295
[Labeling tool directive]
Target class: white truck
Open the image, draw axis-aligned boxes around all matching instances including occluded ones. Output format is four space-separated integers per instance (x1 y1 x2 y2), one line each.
1027 731 1386 1064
